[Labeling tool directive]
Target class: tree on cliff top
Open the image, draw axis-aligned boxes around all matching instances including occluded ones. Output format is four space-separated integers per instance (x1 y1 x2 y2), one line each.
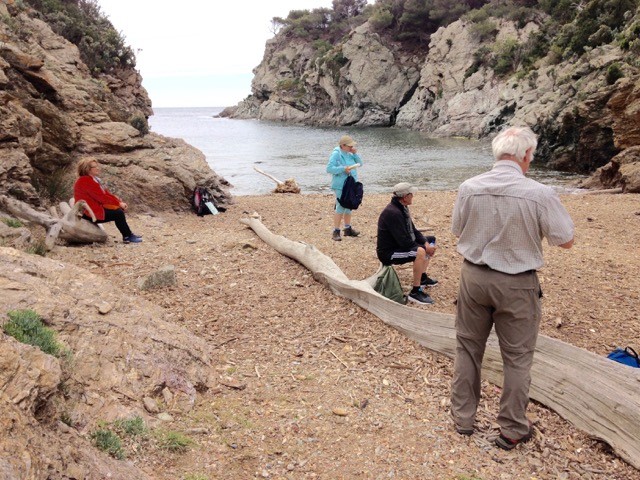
369 0 490 46
23 0 135 74
271 0 369 41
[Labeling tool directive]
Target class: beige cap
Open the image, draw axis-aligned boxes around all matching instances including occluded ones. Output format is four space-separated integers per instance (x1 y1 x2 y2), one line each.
339 135 356 147
393 182 418 197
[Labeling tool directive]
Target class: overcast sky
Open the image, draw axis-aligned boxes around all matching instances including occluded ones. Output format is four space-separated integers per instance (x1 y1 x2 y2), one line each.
97 1 336 108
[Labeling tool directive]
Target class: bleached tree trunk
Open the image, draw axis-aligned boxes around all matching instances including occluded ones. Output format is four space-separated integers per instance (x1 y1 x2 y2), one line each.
0 195 108 249
240 213 640 470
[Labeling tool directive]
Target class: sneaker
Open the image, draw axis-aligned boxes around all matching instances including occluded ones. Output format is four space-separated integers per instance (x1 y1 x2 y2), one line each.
123 234 143 243
495 422 533 450
407 287 434 305
343 226 360 237
421 273 439 287
332 230 342 241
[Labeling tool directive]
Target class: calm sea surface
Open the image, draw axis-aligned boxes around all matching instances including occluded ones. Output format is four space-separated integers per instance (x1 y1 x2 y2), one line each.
149 107 583 196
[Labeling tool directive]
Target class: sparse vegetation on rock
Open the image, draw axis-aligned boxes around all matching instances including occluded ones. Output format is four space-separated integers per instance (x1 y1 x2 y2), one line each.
3 309 64 356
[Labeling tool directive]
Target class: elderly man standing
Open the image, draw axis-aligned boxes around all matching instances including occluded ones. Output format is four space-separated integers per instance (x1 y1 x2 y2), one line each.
450 126 574 449
376 182 438 305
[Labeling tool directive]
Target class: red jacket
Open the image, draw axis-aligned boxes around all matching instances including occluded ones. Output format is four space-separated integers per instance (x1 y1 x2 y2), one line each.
73 176 121 221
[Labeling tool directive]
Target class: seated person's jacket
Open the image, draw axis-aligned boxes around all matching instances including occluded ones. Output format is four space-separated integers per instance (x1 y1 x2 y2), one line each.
74 176 121 221
377 197 427 263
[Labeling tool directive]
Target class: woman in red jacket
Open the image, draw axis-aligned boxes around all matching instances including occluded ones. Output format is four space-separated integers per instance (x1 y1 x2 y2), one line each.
74 157 142 243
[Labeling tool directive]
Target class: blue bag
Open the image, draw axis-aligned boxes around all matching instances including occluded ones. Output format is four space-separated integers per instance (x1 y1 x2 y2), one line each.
607 346 640 368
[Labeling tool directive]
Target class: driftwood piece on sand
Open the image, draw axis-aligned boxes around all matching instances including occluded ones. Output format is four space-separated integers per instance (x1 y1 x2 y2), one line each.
0 195 108 250
575 187 624 195
240 213 640 470
253 166 301 194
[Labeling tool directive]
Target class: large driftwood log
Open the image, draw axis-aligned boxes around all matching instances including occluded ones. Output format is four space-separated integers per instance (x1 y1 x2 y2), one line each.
0 195 108 249
240 213 640 470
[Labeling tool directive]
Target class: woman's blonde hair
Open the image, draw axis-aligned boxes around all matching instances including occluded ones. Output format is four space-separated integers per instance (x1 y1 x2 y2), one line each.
77 157 98 177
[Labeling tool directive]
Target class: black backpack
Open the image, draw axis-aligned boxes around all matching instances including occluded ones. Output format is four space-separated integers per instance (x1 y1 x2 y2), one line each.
192 186 214 216
338 175 363 210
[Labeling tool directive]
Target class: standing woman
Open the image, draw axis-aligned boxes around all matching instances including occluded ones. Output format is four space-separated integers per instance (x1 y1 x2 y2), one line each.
326 135 362 241
74 157 142 243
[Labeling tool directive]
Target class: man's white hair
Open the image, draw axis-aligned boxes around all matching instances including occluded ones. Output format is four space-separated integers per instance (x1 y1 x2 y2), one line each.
492 126 538 161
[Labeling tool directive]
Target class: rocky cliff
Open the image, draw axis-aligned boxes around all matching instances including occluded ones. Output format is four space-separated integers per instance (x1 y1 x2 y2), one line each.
1 3 234 477
0 1 232 212
223 8 640 192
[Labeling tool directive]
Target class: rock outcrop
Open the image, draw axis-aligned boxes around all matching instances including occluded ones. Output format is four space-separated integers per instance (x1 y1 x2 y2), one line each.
228 23 421 127
0 2 231 212
1 6 233 474
0 246 215 478
223 11 640 192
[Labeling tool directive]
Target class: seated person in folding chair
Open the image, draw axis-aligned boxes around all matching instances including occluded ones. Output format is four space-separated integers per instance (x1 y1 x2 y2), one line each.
376 182 438 305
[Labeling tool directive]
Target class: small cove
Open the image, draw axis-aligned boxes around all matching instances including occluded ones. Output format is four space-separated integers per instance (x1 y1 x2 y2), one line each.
149 107 585 196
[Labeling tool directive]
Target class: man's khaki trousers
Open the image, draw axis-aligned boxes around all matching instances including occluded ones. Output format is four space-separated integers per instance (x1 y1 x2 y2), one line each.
451 260 541 439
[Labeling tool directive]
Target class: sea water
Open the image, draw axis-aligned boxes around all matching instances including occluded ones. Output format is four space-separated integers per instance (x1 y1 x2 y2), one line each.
149 107 583 196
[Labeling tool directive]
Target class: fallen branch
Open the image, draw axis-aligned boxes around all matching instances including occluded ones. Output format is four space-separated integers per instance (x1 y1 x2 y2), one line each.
0 195 108 249
329 349 349 369
253 166 301 194
240 213 640 470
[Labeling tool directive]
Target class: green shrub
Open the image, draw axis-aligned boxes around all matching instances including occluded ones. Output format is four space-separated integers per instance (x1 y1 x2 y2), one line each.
618 20 640 50
606 63 624 85
25 0 135 74
465 9 489 23
492 38 521 76
157 431 193 453
469 19 498 42
554 0 637 56
369 7 393 31
31 167 74 204
91 429 125 459
25 239 48 257
321 49 349 83
1 218 23 228
3 309 62 356
113 416 147 437
313 39 333 56
464 46 491 80
276 78 306 99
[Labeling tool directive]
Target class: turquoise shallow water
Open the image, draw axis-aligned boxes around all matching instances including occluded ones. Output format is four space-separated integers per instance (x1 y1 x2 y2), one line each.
149 107 583 196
